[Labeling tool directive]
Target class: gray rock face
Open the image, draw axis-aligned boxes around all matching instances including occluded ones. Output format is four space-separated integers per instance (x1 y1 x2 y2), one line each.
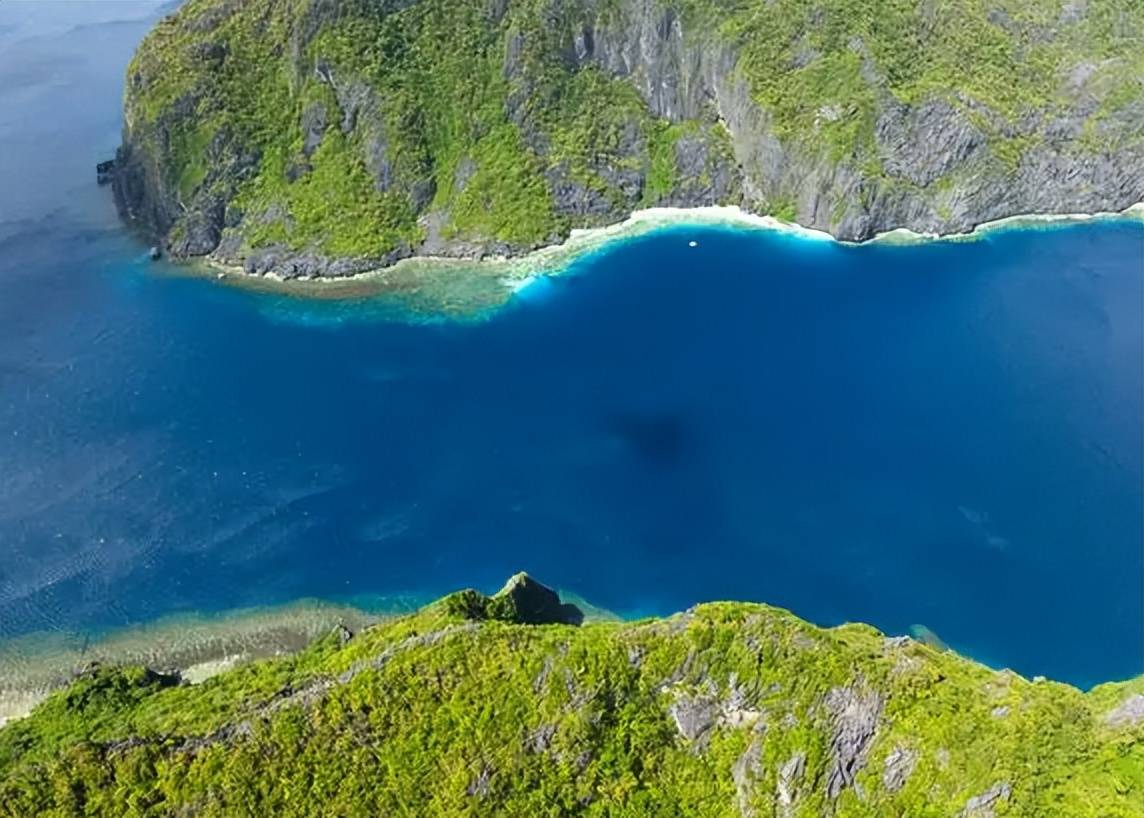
574 0 1143 240
776 751 806 818
116 0 1144 278
656 125 740 207
546 164 624 220
669 695 716 741
300 101 328 157
1105 693 1144 728
959 781 1012 818
466 766 491 798
876 100 987 186
731 737 763 818
240 244 388 278
168 198 225 257
823 685 883 799
882 746 918 793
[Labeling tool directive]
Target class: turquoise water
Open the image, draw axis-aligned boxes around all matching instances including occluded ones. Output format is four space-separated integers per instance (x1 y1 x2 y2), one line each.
1 2 1141 688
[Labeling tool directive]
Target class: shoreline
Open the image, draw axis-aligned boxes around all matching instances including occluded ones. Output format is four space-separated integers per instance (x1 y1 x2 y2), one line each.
0 586 620 727
3 577 1133 728
0 599 386 728
192 202 1144 309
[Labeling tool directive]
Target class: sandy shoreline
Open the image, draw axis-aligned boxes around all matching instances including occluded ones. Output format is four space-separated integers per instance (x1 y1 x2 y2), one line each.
0 587 615 726
194 202 1144 309
0 599 386 727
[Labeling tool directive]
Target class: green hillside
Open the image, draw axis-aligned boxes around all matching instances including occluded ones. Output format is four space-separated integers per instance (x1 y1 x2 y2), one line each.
2 574 1141 816
112 0 1144 277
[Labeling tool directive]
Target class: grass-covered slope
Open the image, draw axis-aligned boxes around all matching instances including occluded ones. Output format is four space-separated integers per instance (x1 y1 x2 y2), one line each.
2 574 1142 817
113 0 1144 278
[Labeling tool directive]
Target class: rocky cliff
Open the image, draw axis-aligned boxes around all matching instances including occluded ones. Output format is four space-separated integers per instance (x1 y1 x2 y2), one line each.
1 574 1142 815
114 0 1144 278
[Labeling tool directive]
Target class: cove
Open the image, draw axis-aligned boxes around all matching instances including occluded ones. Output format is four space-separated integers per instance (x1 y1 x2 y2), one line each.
1 214 1142 689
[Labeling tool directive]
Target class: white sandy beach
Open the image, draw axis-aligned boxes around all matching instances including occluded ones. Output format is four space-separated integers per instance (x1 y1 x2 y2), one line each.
202 202 1144 304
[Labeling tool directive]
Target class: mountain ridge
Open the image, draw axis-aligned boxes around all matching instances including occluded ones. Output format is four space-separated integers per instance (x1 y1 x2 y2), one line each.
112 0 1144 280
2 574 1142 816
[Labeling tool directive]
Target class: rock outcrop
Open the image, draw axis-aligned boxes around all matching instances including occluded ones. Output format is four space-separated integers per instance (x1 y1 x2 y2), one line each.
444 572 584 625
113 0 1144 279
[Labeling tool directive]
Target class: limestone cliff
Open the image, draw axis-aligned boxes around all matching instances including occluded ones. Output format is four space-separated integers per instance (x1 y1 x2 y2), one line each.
114 0 1144 278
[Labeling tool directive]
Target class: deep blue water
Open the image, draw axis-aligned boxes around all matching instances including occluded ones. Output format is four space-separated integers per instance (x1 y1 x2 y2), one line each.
1 3 1141 688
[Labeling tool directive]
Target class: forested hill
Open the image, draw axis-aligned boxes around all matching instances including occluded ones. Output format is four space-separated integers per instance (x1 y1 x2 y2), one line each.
112 0 1144 278
2 574 1143 816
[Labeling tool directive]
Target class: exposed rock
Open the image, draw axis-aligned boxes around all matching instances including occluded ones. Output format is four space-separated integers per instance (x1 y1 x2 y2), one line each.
1060 0 1088 24
824 685 883 798
882 746 918 793
532 656 553 693
669 694 716 741
453 157 477 192
720 674 763 729
731 736 764 818
189 41 227 66
96 159 116 186
959 782 1012 818
528 723 556 753
876 99 987 187
1105 694 1144 728
776 752 806 818
300 101 328 157
546 164 624 220
284 158 311 182
168 198 224 257
444 575 584 626
489 573 584 625
466 765 491 798
242 245 381 278
115 0 1144 280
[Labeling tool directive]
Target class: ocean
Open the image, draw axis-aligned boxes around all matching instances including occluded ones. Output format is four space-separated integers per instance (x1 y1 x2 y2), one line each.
0 1 1140 689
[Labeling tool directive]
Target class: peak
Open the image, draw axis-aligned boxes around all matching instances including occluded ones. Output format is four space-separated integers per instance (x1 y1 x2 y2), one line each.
494 571 540 595
444 574 583 626
491 573 584 626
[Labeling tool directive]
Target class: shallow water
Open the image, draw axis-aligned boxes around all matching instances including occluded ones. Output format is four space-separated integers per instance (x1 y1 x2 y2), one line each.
1 2 1141 689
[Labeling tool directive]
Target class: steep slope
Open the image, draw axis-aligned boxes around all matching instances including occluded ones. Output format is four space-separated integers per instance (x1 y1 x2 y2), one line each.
112 0 1144 278
1 575 1142 816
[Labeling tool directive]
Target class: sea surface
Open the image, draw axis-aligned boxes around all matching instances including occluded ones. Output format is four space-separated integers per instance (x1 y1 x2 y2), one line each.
1 2 1141 689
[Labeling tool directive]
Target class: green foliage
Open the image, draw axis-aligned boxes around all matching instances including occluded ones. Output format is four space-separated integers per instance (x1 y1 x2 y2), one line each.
124 0 1143 260
643 122 692 205
770 196 798 223
443 589 493 620
1 585 1141 817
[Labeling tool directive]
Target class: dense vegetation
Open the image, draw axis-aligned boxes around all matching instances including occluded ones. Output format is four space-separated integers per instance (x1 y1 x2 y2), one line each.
115 0 1144 275
2 574 1142 816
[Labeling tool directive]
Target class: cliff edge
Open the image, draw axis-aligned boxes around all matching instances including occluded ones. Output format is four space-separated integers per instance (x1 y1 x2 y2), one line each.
114 0 1144 278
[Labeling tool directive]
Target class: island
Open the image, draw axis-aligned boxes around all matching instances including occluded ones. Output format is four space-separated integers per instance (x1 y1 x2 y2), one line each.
110 0 1144 282
1 574 1141 815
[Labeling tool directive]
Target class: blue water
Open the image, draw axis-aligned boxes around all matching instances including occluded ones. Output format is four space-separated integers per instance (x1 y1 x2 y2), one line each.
1 3 1141 688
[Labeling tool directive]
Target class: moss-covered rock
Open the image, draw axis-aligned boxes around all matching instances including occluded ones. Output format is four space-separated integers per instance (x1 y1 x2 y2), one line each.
112 0 1144 279
1 576 1141 816
446 573 585 625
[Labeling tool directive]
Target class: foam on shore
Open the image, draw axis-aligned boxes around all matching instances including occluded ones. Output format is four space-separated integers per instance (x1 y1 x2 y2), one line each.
191 202 1143 316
